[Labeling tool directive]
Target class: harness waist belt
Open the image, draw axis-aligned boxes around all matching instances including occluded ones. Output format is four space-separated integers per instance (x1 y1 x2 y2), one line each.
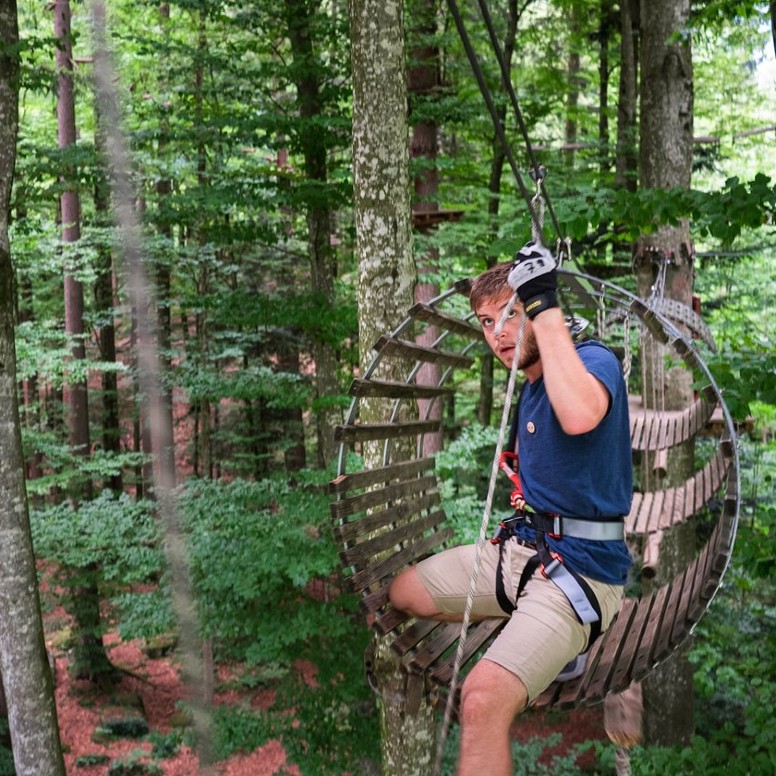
522 512 624 541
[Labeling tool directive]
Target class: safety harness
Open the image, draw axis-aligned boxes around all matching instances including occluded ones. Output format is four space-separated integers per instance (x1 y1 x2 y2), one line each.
490 390 625 651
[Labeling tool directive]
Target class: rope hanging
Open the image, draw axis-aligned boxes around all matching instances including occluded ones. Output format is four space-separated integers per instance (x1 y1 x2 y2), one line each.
433 312 526 775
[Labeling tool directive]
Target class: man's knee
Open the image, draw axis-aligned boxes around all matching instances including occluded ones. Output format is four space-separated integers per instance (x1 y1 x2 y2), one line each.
461 660 528 729
389 567 436 618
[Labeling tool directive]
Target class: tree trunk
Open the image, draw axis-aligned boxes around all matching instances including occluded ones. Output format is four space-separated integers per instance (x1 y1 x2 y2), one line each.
409 0 442 456
0 2 66 769
350 1 433 773
284 0 340 468
93 109 122 494
478 0 519 427
564 0 583 169
635 0 695 747
615 0 638 193
55 0 113 684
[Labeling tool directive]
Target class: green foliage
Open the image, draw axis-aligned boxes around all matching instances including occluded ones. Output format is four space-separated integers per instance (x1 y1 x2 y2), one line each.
178 471 350 663
551 175 776 245
436 422 505 544
213 624 377 774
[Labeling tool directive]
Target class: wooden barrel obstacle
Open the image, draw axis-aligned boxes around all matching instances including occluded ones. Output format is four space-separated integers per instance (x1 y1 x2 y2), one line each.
329 269 740 713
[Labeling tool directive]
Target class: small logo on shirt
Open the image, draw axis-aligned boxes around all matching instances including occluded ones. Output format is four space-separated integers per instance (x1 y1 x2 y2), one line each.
526 421 536 434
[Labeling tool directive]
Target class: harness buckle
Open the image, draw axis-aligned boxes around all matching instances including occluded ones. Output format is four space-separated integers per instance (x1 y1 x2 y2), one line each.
549 514 562 539
490 520 514 545
541 551 563 578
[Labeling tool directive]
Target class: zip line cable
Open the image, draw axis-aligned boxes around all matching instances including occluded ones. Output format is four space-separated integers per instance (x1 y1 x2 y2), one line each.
446 0 565 244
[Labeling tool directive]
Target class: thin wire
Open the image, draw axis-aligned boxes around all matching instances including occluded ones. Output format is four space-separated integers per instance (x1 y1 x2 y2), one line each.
432 307 526 776
473 0 564 240
446 0 541 236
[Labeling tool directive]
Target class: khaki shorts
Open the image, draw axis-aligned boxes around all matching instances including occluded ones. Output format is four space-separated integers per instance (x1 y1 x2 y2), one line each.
416 539 623 703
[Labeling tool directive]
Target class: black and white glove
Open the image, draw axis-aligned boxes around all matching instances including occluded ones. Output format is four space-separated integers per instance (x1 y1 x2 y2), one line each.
507 241 558 319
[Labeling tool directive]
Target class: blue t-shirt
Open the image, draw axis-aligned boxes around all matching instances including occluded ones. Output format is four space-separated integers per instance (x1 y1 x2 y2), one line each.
513 341 633 585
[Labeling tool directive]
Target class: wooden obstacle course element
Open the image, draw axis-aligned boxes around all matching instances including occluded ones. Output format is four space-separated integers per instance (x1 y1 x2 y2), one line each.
331 271 740 712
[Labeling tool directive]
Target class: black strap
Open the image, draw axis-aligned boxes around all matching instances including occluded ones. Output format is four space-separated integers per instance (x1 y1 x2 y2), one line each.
506 380 526 456
495 540 541 616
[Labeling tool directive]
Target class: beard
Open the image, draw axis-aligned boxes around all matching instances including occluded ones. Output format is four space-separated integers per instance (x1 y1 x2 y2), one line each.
516 333 540 371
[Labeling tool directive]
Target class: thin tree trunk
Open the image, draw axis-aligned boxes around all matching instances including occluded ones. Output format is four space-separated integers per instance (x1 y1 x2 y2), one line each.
636 0 695 747
616 0 638 193
351 2 433 773
478 0 520 427
55 0 113 684
409 0 442 455
284 0 339 468
93 110 122 493
0 2 66 769
564 0 582 168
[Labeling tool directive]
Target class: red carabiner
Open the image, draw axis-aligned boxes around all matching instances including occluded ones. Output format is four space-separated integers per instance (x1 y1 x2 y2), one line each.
499 451 524 507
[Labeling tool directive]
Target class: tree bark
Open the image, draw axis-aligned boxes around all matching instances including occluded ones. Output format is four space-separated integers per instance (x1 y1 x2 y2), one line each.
564 0 583 169
350 1 432 773
478 0 520 427
409 0 442 456
0 2 67 770
55 0 114 683
635 0 695 747
93 108 122 494
615 0 638 193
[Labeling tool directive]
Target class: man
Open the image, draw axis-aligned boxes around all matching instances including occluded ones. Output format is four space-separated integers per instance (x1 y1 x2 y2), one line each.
389 241 633 775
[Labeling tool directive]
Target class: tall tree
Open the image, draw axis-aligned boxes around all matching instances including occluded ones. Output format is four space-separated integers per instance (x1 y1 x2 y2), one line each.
478 0 522 427
615 0 639 193
635 0 696 747
350 0 430 772
0 0 66 770
408 0 442 455
284 0 341 468
54 0 113 683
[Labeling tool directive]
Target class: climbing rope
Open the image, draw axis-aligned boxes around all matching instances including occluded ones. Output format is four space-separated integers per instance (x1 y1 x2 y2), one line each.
433 309 527 776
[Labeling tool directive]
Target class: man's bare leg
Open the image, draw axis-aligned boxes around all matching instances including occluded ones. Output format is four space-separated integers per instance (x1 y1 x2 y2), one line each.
458 658 528 776
389 567 461 621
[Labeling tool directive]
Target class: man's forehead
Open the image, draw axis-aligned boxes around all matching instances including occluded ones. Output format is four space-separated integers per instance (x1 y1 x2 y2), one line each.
475 291 519 315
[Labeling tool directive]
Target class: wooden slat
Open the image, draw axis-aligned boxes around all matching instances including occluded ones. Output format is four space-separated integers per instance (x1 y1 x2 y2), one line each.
670 555 702 647
643 489 666 536
630 414 645 449
607 595 655 696
408 302 485 340
631 585 671 682
340 510 447 566
359 585 389 617
651 572 688 664
348 529 453 593
583 598 638 704
331 474 439 520
349 378 453 400
330 457 435 495
373 336 475 369
372 606 409 636
430 620 505 686
553 632 608 709
333 492 441 544
624 493 642 536
408 623 462 673
392 619 441 656
334 419 442 444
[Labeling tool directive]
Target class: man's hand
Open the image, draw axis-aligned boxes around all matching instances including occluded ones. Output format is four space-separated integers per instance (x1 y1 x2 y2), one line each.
507 241 558 319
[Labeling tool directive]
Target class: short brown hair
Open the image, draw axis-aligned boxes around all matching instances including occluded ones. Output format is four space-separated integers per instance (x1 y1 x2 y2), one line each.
469 262 514 312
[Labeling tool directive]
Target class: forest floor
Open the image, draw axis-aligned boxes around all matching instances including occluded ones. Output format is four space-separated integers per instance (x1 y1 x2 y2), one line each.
44 610 608 774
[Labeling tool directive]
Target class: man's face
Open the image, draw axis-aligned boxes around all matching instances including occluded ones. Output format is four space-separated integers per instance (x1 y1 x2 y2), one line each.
475 292 540 371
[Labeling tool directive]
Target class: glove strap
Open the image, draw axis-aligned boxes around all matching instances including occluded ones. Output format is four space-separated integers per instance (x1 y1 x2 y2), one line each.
523 291 559 319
